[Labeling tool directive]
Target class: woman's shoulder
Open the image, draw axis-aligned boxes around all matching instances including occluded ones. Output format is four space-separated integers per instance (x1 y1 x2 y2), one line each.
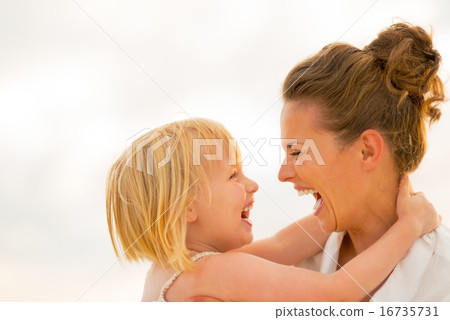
372 224 450 301
431 224 450 257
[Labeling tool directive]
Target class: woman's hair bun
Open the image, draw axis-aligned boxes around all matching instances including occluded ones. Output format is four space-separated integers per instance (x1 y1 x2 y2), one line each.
364 22 444 123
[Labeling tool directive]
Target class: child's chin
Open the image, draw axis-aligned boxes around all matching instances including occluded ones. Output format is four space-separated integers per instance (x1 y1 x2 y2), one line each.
231 235 254 250
243 234 254 245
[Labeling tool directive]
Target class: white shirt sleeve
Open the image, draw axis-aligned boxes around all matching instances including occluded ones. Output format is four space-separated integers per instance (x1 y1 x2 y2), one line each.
318 225 450 302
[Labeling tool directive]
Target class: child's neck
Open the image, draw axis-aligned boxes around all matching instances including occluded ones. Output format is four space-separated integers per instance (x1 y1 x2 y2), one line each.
186 241 221 256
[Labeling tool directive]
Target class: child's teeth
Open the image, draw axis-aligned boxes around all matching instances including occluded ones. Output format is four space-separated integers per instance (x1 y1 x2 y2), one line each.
243 207 249 212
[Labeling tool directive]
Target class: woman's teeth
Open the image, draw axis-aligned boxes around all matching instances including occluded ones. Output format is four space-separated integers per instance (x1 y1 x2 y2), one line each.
312 197 324 214
297 189 318 197
296 189 323 214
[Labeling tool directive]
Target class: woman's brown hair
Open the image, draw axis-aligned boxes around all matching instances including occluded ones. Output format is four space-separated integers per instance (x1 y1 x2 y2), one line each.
283 23 445 174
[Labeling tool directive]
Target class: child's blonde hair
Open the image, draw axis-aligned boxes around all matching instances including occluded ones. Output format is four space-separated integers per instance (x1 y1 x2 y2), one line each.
106 118 240 272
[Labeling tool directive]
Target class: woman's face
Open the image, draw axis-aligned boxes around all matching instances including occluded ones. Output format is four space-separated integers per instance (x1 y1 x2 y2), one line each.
278 100 363 233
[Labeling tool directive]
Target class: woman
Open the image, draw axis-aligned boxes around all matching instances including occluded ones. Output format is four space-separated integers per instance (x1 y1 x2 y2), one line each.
139 22 445 302
278 22 450 301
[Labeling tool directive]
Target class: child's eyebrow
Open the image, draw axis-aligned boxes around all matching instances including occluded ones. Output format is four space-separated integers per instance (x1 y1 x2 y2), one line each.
231 162 242 172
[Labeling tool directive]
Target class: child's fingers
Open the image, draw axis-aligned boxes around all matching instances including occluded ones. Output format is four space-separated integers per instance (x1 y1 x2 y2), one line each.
398 174 412 199
407 176 415 196
413 191 425 198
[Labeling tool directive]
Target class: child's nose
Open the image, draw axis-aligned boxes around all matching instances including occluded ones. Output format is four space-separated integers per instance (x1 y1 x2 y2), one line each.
246 177 259 193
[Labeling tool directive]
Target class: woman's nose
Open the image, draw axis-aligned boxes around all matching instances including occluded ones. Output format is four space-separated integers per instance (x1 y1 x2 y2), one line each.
278 159 295 182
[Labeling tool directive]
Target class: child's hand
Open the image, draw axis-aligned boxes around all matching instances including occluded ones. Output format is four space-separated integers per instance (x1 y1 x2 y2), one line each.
396 174 441 237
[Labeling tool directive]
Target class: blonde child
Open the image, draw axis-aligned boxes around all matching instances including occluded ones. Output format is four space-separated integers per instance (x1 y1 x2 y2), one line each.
106 118 439 302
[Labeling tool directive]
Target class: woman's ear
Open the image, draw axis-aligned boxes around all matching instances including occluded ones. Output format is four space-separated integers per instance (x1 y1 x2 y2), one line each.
186 207 198 223
359 129 384 171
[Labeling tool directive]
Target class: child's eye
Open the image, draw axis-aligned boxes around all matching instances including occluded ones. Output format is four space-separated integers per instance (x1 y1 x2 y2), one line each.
230 172 238 180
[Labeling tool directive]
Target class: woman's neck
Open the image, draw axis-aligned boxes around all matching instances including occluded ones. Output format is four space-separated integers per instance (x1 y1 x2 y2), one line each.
346 178 399 254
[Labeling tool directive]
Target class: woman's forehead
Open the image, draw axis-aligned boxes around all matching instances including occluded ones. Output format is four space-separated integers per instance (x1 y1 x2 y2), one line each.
281 105 313 136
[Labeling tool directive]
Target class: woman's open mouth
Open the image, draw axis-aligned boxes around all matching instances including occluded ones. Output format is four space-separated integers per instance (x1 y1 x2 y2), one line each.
296 188 324 215
312 193 324 215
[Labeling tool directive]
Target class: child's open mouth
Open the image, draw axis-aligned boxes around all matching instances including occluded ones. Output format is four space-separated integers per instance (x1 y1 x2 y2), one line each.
241 202 253 226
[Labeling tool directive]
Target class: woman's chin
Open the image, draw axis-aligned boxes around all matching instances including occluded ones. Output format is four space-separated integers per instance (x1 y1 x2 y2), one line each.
318 218 336 234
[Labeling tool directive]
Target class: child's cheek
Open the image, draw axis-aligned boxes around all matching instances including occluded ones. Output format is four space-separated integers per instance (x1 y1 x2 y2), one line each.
235 184 246 204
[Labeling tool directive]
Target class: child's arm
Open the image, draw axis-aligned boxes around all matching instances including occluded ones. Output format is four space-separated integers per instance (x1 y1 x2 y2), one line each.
190 175 440 301
232 214 330 265
231 172 429 267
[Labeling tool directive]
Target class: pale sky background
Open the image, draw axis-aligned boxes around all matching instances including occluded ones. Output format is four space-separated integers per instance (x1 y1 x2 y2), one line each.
1 0 449 301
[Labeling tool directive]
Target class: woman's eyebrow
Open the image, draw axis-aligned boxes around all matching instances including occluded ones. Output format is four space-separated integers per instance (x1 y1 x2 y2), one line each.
286 140 303 149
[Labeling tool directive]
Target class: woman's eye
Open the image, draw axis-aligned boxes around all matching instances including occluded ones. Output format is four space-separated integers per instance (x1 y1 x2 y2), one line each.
289 151 302 156
230 172 238 180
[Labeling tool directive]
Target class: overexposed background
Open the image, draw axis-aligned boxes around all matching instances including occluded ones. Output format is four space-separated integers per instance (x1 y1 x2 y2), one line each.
1 0 449 301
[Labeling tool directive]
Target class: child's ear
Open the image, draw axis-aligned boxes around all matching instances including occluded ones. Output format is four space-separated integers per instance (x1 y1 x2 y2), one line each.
186 207 198 223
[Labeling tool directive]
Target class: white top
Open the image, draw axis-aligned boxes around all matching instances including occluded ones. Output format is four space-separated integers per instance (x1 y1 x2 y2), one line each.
318 225 450 301
150 251 220 302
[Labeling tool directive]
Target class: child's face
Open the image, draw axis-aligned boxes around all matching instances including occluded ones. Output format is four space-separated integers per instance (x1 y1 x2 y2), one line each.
188 154 259 252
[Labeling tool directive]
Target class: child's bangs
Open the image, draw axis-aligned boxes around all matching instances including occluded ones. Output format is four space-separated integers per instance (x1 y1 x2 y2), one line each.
188 119 242 171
